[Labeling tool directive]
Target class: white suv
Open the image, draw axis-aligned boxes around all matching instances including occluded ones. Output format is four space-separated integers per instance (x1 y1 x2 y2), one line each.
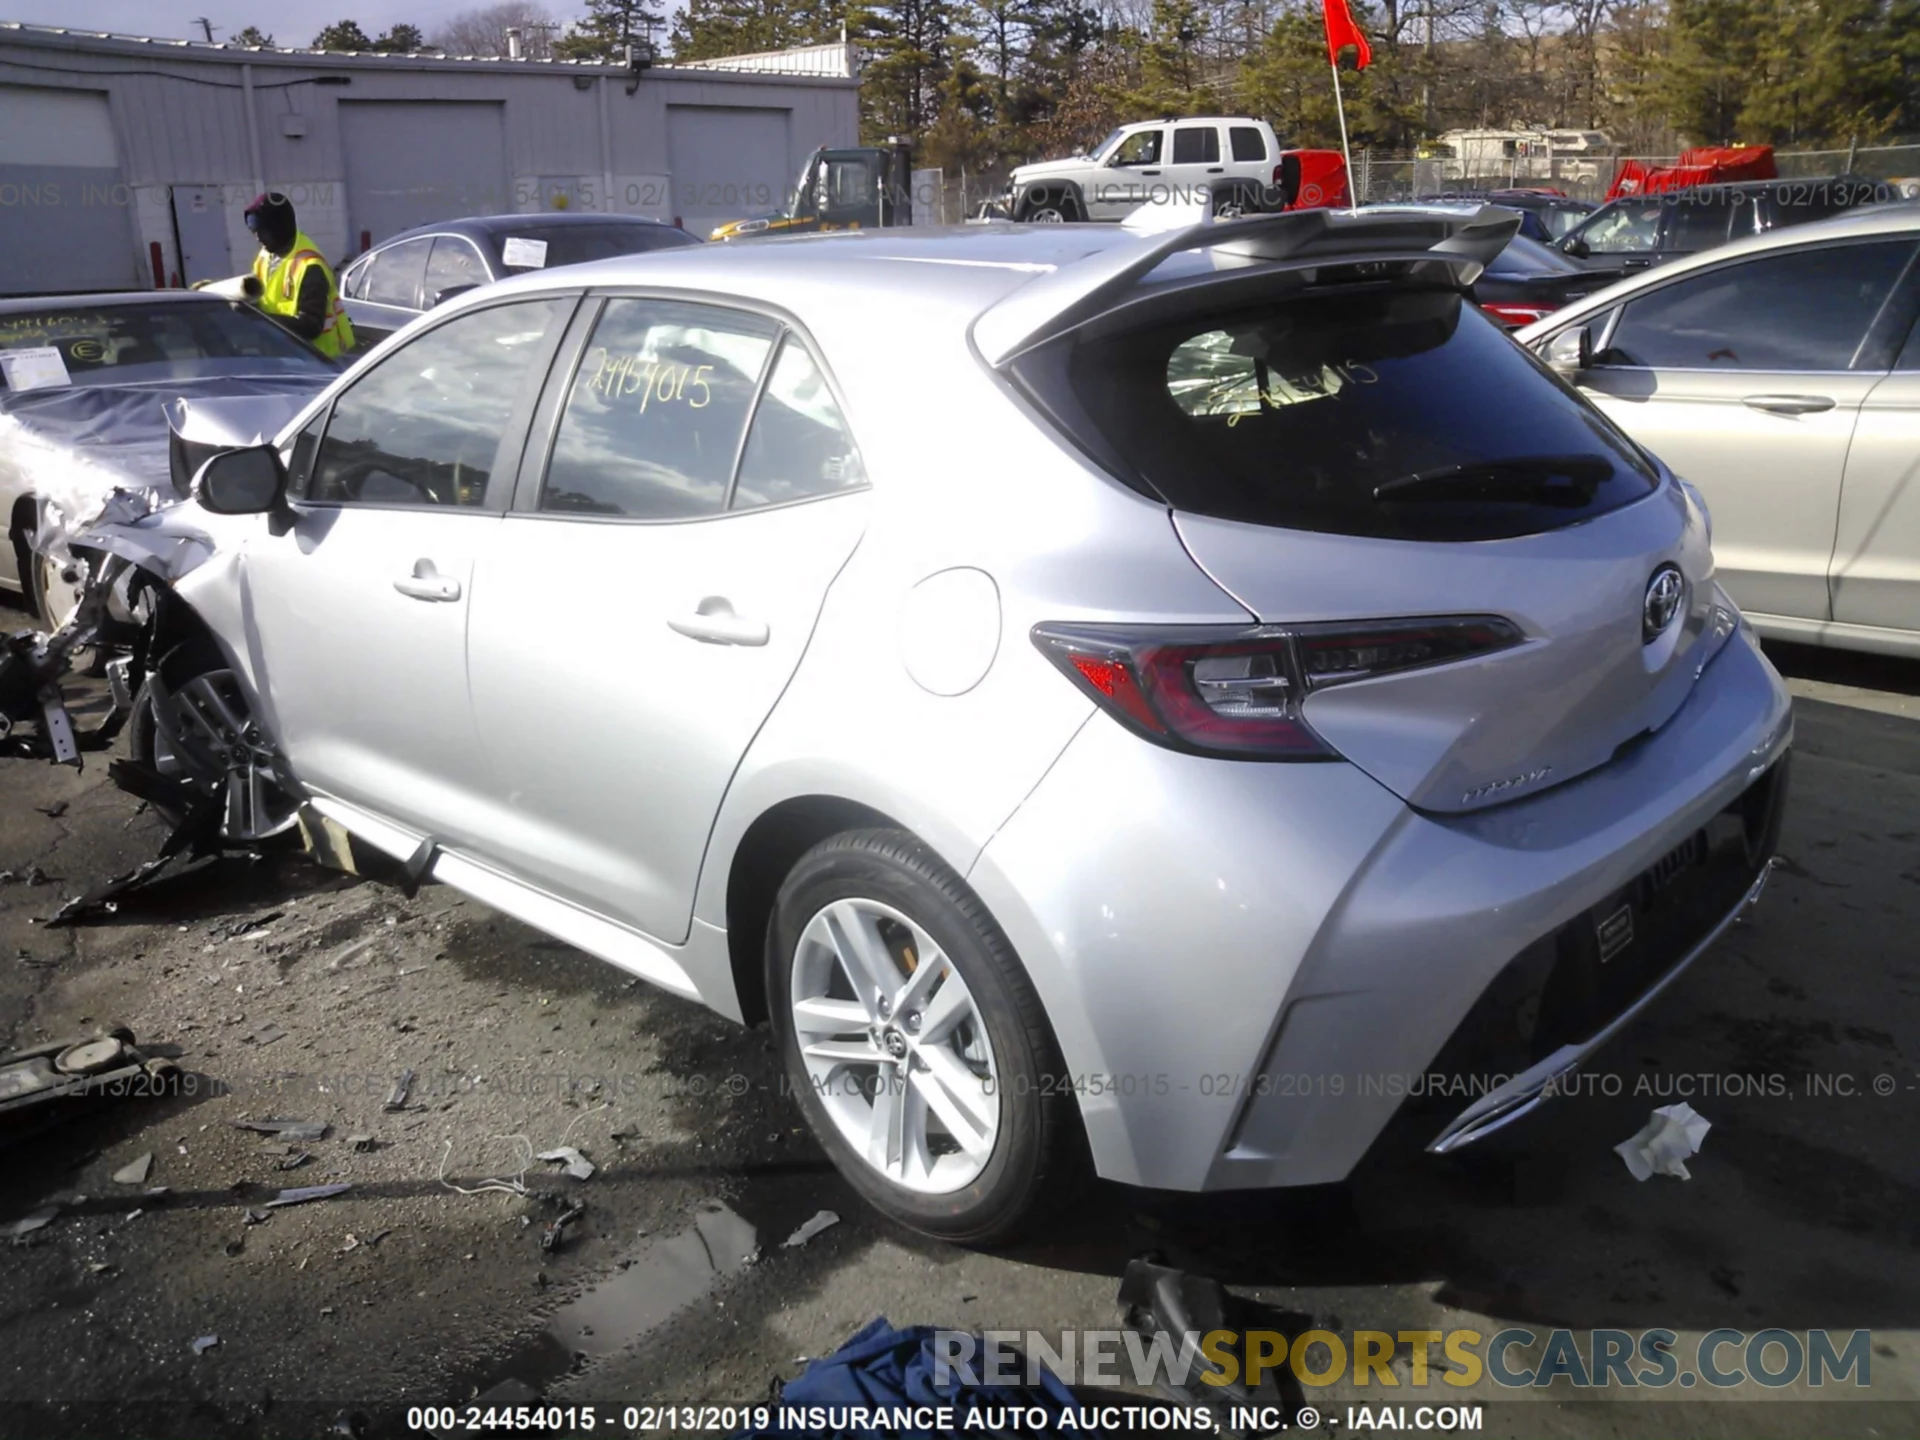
1006 117 1286 222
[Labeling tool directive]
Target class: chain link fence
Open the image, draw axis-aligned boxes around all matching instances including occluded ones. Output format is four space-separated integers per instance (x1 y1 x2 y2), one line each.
902 143 1920 225
1349 142 1920 205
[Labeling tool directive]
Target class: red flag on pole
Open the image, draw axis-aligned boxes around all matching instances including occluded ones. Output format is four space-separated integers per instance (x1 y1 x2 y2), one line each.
1322 0 1372 69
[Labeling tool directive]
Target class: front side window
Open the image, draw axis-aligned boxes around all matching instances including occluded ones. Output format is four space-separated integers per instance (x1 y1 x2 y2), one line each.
307 299 566 507
365 237 432 309
423 237 488 302
1172 126 1221 165
540 299 777 519
1596 240 1917 371
1111 129 1163 167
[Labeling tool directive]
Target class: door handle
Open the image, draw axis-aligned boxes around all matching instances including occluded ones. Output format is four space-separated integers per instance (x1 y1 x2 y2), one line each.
1742 394 1835 415
1206 167 1225 174
393 560 461 602
667 597 768 647
1141 169 1161 176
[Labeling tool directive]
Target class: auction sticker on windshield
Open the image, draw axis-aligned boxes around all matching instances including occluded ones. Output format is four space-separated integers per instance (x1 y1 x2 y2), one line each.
501 236 550 268
0 345 71 392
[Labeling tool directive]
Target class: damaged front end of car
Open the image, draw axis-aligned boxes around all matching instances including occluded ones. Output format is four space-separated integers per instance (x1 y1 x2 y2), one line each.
3 414 308 920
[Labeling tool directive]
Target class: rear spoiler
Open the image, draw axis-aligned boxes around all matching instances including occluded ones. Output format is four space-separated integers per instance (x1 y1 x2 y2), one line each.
972 203 1521 367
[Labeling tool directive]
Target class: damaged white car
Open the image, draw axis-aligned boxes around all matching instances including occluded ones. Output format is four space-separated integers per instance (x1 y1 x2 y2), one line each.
1 292 339 626
8 211 1791 1243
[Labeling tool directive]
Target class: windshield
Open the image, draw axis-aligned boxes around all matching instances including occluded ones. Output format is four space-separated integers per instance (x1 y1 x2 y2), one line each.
493 223 700 270
1018 284 1658 542
1090 128 1126 161
0 301 333 391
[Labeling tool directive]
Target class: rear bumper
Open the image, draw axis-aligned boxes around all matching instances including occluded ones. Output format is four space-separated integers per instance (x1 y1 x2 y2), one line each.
967 625 1792 1191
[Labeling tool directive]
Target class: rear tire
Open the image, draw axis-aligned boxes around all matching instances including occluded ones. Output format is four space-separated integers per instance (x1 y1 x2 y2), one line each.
767 828 1078 1244
1016 187 1082 223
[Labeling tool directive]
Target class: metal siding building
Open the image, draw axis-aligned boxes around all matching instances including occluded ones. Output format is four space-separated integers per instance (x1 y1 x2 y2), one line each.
0 23 860 294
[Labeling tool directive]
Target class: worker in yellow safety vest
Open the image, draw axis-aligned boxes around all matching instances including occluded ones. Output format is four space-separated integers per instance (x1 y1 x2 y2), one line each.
243 192 356 358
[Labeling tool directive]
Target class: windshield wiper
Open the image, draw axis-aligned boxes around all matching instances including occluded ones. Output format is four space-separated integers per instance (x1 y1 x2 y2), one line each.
1372 454 1614 505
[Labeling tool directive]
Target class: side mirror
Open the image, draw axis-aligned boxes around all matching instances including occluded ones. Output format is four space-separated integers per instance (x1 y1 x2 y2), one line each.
429 283 478 309
1562 235 1591 259
1542 325 1592 377
193 445 288 515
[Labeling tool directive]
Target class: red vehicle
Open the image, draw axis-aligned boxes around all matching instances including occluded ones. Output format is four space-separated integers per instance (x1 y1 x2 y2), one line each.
1606 145 1777 200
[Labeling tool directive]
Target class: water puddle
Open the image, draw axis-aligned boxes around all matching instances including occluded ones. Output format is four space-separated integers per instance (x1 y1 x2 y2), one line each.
469 1200 760 1400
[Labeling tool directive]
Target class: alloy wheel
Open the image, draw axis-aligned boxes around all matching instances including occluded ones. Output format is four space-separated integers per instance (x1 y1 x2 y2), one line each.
148 668 299 841
788 896 1001 1194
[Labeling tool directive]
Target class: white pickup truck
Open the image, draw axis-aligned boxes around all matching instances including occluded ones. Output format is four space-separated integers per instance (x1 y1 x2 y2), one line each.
1003 117 1289 222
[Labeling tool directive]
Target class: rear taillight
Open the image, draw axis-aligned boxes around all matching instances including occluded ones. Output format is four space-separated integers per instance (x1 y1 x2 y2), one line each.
1032 617 1522 760
1480 301 1558 328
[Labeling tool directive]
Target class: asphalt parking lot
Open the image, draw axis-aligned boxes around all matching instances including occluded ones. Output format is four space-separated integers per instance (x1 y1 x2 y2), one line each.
2 592 1917 1438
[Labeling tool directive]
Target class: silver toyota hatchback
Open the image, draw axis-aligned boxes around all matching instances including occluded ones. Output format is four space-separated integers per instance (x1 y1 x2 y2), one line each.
104 207 1791 1241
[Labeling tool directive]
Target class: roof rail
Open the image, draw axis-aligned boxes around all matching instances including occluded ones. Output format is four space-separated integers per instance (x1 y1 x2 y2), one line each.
971 203 1519 367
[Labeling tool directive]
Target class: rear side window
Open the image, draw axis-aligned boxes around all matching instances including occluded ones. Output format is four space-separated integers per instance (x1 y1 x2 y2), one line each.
1597 239 1916 371
1172 126 1220 165
1017 286 1660 542
1662 194 1737 251
539 298 777 519
732 335 865 509
1229 127 1267 163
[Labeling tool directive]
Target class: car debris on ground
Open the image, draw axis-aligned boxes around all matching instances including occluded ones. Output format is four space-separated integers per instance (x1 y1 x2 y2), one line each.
111 1152 153 1185
781 1210 840 1248
232 1118 328 1141
536 1146 595 1181
0 1029 181 1147
265 1183 352 1208
1616 1101 1712 1180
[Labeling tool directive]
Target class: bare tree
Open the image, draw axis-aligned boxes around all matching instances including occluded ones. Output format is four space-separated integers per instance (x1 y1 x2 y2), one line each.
434 1 560 57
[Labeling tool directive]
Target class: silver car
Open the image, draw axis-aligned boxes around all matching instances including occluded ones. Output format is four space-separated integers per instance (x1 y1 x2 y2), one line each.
98 208 1790 1241
1519 205 1920 659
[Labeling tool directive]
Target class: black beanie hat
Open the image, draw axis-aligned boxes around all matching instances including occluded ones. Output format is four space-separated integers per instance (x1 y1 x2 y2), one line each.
244 192 297 250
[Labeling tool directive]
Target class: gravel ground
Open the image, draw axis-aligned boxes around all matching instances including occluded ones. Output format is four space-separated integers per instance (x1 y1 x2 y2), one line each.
1 605 1917 1439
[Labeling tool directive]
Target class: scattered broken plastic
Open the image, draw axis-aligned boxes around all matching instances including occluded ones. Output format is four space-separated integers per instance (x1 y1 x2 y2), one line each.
1616 1101 1712 1181
234 1118 328 1141
6 1205 59 1239
783 1210 841 1248
537 1146 595 1181
191 1335 220 1356
112 1152 153 1185
266 1183 352 1208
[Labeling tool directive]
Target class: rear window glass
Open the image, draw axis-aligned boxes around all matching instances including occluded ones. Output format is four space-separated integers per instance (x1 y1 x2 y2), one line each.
495 223 699 270
0 302 328 387
1023 286 1660 542
1230 126 1267 162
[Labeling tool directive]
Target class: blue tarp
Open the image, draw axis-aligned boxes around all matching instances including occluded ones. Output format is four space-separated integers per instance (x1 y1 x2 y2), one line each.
734 1318 1115 1438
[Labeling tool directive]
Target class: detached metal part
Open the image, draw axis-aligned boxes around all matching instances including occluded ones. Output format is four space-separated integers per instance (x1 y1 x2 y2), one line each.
0 1028 180 1149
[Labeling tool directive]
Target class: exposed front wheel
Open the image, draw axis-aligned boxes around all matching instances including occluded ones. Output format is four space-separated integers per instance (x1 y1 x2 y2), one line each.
768 829 1078 1243
131 637 300 842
